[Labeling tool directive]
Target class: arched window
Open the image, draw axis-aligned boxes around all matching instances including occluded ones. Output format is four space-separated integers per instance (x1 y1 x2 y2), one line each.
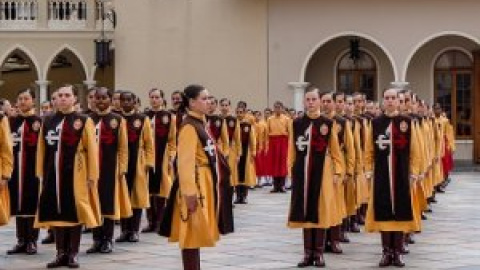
337 50 377 100
434 50 473 138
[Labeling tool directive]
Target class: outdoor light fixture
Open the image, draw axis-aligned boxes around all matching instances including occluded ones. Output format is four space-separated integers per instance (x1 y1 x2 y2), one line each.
95 0 116 68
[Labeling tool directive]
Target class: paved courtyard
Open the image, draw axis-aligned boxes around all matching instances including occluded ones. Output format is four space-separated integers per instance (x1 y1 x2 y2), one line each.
0 172 479 269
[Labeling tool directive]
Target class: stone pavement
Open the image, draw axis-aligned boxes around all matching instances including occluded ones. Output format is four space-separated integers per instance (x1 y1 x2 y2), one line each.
1 172 480 269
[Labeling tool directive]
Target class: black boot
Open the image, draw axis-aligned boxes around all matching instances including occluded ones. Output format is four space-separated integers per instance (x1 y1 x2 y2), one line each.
297 229 314 267
47 228 67 268
181 249 200 270
340 219 350 243
155 197 166 232
100 218 115 253
242 187 249 204
86 226 102 254
25 217 38 255
142 196 157 233
67 226 82 268
392 232 406 267
313 229 326 267
329 225 343 254
379 232 392 267
128 209 142 242
349 215 361 233
278 177 287 193
234 186 242 204
42 229 55 244
7 217 27 255
115 219 130 243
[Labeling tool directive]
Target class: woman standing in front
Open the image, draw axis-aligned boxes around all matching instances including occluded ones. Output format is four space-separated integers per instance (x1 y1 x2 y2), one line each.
160 85 233 270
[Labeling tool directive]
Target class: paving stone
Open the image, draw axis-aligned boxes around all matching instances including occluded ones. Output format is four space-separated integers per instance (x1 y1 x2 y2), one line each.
0 172 479 269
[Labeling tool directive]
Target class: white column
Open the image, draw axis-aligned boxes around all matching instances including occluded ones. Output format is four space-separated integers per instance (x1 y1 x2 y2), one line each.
35 80 50 103
390 81 410 90
288 82 310 112
83 80 96 89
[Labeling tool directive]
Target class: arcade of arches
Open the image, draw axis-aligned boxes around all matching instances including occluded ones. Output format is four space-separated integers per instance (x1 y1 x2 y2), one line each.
304 35 480 163
0 47 114 108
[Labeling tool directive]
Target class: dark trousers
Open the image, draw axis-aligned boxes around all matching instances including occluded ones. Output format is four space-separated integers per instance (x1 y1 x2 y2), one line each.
145 196 166 230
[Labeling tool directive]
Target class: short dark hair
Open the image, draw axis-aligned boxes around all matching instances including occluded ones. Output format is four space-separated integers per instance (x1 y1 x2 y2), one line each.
17 88 36 99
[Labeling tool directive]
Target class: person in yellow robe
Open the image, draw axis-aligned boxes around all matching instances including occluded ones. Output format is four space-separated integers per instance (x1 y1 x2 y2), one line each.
35 85 100 268
87 87 132 254
266 101 291 193
320 92 351 254
233 106 256 204
333 92 357 244
344 95 364 233
116 91 154 243
142 88 175 234
159 85 234 270
287 87 344 268
253 111 268 187
219 98 241 189
364 88 422 267
0 107 13 227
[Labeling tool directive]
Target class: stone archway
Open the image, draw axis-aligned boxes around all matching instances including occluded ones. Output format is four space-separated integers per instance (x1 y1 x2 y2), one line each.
405 34 480 163
303 35 395 101
46 48 87 106
0 48 39 103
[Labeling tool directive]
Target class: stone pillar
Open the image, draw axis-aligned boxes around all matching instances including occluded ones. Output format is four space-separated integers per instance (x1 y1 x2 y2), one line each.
35 80 50 103
84 80 97 89
390 81 410 90
288 82 309 112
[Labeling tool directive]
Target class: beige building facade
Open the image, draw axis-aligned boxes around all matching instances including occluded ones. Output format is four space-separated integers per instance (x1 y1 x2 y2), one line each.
1 0 479 162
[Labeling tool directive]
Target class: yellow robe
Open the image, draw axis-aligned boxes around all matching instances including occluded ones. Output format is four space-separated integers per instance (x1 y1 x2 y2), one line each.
226 117 241 186
0 116 13 226
364 116 422 233
105 118 132 220
35 118 101 229
234 118 257 187
152 115 176 198
287 119 344 229
168 112 221 249
130 117 155 209
351 118 365 209
342 119 357 216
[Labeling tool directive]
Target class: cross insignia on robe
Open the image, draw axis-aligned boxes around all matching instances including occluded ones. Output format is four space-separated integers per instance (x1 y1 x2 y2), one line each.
46 122 62 146
46 120 64 214
296 125 311 152
12 123 23 147
376 131 390 150
95 121 101 143
204 139 215 157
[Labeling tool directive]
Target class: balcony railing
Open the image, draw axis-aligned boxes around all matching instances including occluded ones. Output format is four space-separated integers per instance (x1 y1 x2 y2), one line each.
0 0 114 31
0 0 38 29
48 0 87 29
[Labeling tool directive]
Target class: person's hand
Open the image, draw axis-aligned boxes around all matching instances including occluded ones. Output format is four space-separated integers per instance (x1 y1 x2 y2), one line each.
87 179 95 189
0 179 7 190
333 174 340 184
184 195 198 214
